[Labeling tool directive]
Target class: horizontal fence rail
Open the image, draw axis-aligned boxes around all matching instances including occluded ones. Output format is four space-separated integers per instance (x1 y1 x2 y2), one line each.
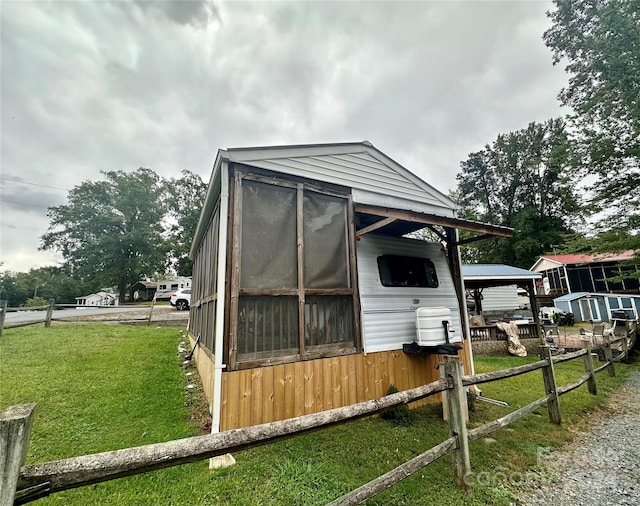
3 324 635 505
14 380 450 502
0 299 178 335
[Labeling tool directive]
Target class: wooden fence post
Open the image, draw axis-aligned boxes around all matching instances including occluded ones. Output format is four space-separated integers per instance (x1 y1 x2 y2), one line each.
44 299 55 328
621 334 629 363
581 339 597 396
603 335 615 377
0 300 7 338
443 355 471 490
0 404 36 506
147 299 156 326
538 345 561 425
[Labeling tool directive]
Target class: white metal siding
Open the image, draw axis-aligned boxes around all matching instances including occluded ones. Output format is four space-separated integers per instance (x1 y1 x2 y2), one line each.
479 285 520 311
232 151 455 217
356 234 463 353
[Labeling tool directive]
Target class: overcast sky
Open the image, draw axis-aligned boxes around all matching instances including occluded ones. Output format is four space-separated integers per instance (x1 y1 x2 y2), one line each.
0 0 569 273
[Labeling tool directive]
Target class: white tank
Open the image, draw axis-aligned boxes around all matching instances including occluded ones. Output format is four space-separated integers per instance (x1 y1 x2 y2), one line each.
415 306 454 346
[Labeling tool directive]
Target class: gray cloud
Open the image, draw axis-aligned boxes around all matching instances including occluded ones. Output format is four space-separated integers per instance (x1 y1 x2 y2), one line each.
0 0 568 272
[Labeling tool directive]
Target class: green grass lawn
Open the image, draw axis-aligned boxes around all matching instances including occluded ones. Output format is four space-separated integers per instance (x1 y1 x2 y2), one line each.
1 325 637 505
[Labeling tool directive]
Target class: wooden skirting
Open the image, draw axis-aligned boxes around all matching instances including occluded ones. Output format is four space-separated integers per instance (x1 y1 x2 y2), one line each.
188 331 472 432
219 345 471 431
188 334 215 409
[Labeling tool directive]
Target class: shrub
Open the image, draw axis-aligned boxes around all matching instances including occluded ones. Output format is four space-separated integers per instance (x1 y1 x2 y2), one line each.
381 384 410 425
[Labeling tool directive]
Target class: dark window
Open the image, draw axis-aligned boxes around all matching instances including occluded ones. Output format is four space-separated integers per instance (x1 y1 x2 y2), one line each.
377 255 439 288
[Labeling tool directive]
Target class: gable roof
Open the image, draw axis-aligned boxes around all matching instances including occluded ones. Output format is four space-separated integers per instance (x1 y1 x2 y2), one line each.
532 250 636 270
224 141 457 215
191 141 512 257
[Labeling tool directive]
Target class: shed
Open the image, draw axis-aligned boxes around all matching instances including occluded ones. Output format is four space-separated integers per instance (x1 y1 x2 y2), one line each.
463 264 542 313
554 292 640 322
188 141 511 432
130 281 156 302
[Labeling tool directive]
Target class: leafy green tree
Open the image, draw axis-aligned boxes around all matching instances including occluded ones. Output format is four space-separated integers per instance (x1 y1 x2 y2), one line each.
544 0 640 251
0 266 98 306
41 169 167 302
165 170 208 276
456 119 582 268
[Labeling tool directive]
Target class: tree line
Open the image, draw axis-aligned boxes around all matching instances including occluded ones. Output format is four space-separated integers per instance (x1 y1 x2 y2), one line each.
456 0 640 270
1 169 207 306
2 0 638 306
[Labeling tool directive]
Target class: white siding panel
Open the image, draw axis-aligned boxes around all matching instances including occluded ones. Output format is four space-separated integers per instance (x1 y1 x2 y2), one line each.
479 285 520 311
351 189 455 217
239 152 453 213
356 234 463 353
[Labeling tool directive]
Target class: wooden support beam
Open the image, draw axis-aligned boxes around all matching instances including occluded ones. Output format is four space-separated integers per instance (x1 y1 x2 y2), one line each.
354 204 513 238
355 217 396 237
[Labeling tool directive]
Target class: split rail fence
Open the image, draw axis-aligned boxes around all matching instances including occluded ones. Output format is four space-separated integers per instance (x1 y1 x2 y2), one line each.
1 334 633 506
0 300 161 337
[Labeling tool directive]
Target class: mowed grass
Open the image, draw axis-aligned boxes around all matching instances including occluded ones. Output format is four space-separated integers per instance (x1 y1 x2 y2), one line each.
1 324 637 505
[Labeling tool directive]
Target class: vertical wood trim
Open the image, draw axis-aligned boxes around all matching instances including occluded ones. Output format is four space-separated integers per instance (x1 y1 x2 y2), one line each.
239 370 252 429
294 361 305 417
297 184 306 358
225 372 240 431
228 170 243 370
331 358 341 409
375 353 387 398
262 366 275 424
273 365 286 422
304 360 315 414
347 194 363 351
223 170 236 367
365 354 375 399
250 369 263 426
220 373 229 431
323 358 334 409
284 363 296 420
387 351 398 390
354 353 365 402
347 354 357 405
313 359 324 412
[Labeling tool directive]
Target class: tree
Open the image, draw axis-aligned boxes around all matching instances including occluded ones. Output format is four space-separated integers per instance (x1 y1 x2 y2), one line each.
544 0 640 248
456 118 582 268
41 169 168 302
165 170 208 276
0 266 98 307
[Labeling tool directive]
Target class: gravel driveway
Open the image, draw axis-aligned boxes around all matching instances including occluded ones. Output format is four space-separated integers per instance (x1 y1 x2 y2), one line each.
518 370 640 505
